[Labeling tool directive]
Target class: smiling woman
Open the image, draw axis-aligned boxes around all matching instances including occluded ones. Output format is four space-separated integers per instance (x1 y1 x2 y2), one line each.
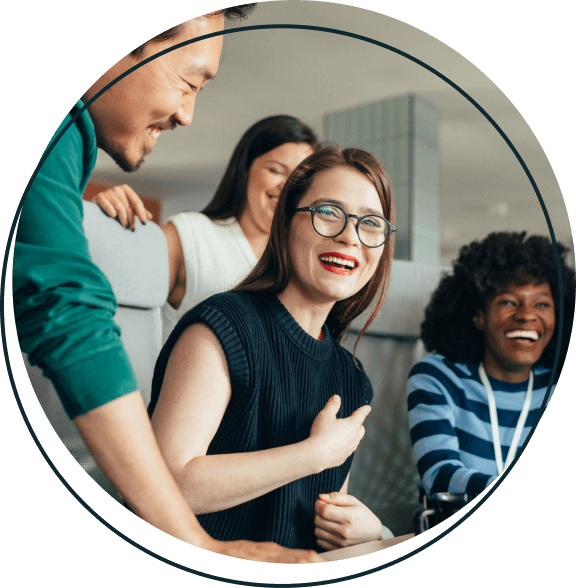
408 231 575 496
147 144 395 551
473 281 556 382
238 145 395 344
91 115 317 341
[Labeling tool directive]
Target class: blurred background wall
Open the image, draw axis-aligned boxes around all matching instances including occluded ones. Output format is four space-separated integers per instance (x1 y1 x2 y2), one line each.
87 1 572 268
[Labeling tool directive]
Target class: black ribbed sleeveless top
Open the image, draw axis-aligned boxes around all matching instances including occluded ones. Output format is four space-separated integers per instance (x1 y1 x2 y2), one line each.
149 291 372 550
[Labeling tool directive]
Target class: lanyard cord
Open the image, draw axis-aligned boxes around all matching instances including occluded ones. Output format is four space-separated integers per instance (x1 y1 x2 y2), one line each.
478 363 533 475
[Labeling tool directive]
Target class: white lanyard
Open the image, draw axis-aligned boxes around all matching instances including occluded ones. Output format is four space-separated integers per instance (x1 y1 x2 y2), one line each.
478 363 533 475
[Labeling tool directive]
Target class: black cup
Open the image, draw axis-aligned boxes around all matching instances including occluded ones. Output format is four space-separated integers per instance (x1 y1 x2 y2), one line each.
413 492 478 534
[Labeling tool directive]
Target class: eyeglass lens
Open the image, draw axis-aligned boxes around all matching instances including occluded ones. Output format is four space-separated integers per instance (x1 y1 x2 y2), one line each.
313 205 389 247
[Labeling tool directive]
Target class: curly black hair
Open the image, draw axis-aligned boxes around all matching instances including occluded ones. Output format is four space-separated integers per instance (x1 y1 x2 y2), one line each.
421 231 575 373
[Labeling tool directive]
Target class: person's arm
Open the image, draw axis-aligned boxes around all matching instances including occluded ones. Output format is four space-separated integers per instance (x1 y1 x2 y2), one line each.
408 364 497 494
74 391 212 544
13 114 323 563
75 391 325 562
90 185 185 307
151 322 371 514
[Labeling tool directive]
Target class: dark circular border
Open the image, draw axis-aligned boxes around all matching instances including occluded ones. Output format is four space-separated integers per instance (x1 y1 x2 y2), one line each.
1 23 566 587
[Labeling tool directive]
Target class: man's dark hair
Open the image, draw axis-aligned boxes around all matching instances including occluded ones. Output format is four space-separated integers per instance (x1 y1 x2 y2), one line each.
421 231 575 374
131 5 256 58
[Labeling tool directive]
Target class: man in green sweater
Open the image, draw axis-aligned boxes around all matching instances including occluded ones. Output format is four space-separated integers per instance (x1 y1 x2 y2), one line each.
13 8 323 564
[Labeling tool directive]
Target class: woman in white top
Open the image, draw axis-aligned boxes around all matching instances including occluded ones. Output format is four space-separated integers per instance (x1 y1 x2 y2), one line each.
92 115 317 336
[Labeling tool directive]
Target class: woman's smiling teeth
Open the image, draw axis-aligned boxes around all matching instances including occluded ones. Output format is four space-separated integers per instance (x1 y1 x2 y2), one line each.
506 330 539 341
318 254 358 270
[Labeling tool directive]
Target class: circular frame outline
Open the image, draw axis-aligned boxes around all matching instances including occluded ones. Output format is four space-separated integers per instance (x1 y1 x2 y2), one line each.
0 24 564 586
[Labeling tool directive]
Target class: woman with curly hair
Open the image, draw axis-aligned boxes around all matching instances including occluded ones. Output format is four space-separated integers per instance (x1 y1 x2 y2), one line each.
408 231 575 496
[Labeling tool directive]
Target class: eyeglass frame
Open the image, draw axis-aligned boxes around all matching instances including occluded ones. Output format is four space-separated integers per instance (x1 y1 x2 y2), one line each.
293 203 396 248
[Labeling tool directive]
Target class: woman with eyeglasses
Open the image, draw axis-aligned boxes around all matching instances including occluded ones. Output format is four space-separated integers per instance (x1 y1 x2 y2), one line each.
147 144 396 551
91 115 317 340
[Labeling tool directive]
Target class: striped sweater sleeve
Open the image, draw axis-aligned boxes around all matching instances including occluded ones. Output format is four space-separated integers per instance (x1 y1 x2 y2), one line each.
407 358 497 495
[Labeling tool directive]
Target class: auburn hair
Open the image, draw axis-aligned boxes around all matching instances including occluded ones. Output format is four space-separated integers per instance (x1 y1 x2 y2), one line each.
234 143 395 359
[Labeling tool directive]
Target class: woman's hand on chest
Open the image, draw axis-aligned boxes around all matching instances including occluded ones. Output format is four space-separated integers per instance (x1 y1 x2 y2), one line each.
304 395 371 474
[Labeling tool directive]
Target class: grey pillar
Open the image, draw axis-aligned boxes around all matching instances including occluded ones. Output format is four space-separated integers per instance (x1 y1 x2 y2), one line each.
324 94 440 264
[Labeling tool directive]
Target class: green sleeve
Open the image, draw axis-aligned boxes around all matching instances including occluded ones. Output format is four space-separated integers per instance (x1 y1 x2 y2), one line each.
13 104 139 419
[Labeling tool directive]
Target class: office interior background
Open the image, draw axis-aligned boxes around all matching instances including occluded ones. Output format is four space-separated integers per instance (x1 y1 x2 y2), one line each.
88 1 572 267
75 2 574 532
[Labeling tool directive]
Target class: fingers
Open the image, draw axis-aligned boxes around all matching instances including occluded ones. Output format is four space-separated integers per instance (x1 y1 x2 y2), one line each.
314 530 342 551
309 398 371 471
314 526 346 550
91 193 117 219
91 185 152 230
317 492 360 508
320 395 342 418
317 538 339 552
348 404 371 425
95 187 129 228
123 184 150 226
115 185 135 229
315 500 350 525
315 494 384 546
315 507 347 531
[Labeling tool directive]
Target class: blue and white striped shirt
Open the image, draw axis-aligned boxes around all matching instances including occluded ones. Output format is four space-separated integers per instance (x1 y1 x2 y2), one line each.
407 354 553 495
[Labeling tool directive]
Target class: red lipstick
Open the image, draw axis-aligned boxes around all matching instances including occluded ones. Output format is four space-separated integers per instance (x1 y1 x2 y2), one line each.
322 252 359 264
318 252 359 275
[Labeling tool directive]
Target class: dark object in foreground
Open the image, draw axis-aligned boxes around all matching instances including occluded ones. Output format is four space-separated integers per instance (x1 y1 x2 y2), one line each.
412 492 478 534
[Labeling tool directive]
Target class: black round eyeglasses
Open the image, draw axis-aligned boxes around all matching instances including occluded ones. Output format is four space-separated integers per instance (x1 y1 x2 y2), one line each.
293 204 396 248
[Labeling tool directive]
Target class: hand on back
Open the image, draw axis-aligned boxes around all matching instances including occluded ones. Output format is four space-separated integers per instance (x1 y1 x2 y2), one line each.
91 184 153 230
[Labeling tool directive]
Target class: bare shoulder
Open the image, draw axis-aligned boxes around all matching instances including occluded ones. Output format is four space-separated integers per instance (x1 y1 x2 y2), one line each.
154 321 231 424
169 322 226 367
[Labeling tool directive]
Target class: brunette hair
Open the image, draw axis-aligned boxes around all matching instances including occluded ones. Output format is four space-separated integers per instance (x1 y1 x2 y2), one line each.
202 115 318 220
131 5 256 58
421 231 575 374
234 143 396 357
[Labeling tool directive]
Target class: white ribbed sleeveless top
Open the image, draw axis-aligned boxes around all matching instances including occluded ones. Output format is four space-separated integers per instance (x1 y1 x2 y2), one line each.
161 212 257 342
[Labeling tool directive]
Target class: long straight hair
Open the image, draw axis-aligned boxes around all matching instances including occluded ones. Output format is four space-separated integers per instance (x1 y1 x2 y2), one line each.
234 143 395 357
202 115 318 221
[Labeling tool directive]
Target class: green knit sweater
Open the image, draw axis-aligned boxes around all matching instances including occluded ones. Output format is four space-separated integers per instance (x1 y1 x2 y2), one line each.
13 101 138 418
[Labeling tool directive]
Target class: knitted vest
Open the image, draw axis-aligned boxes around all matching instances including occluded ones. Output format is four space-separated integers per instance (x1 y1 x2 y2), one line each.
150 291 372 549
